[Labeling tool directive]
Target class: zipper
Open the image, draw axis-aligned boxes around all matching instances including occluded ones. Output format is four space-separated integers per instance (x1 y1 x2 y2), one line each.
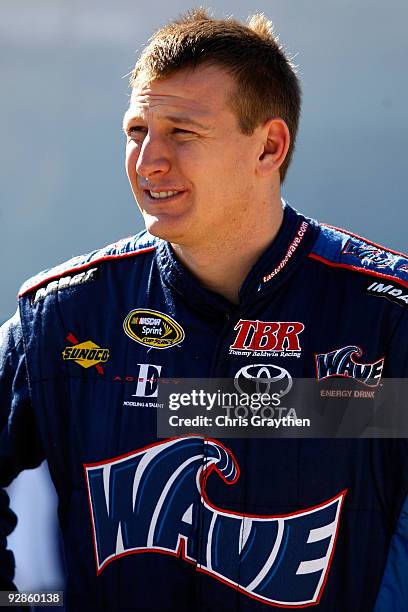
208 307 242 376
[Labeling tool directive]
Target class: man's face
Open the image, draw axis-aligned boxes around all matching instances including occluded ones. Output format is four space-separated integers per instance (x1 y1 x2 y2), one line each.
124 64 263 247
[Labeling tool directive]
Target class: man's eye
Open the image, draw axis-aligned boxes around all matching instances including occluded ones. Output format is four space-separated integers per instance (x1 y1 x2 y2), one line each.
127 126 147 138
173 128 194 135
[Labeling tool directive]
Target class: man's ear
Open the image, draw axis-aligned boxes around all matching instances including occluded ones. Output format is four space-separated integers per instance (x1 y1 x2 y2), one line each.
257 118 290 176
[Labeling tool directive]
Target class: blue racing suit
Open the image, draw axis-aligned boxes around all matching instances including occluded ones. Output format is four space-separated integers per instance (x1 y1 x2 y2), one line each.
1 203 408 611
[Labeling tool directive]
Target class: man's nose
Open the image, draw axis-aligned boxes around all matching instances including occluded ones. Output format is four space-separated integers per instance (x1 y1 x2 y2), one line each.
136 134 171 179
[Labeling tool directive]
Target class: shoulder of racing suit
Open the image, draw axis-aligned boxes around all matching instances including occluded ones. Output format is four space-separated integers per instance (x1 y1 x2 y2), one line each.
18 230 160 304
309 224 408 300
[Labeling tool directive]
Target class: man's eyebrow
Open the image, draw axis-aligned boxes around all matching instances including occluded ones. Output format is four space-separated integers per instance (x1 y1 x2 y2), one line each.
122 112 210 132
122 111 141 132
164 115 210 130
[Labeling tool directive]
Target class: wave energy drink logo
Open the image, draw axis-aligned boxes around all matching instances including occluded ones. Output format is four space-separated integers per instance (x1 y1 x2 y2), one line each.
315 345 384 387
123 309 185 349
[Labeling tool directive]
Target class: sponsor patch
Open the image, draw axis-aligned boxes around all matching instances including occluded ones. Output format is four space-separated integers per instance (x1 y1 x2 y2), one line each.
263 221 309 283
315 345 384 387
123 309 185 349
33 267 98 304
62 332 109 375
229 320 304 358
342 241 398 269
398 263 408 274
320 388 376 399
367 281 408 308
85 436 346 606
113 363 163 408
234 363 293 397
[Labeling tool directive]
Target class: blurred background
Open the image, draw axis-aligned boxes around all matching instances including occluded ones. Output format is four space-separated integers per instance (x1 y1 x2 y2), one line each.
1 0 407 597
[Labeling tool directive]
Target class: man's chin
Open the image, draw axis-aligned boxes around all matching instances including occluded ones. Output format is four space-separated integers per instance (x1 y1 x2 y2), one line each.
143 214 187 244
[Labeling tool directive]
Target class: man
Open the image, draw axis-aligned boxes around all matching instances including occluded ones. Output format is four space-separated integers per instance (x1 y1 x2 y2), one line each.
1 9 408 611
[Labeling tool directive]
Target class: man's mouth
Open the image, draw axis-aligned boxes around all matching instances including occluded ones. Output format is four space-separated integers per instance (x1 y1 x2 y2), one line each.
145 190 185 201
149 190 180 199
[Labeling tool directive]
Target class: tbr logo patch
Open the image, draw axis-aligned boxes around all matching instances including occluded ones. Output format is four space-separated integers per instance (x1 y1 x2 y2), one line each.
315 345 384 387
33 267 98 304
229 320 304 358
123 309 185 349
62 332 109 375
367 281 408 308
342 240 398 269
85 437 346 608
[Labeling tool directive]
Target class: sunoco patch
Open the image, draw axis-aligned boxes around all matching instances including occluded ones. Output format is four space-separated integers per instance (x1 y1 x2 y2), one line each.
62 332 109 375
123 308 185 349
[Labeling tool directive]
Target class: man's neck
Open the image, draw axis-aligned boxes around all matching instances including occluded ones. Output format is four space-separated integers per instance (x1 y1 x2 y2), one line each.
171 196 284 304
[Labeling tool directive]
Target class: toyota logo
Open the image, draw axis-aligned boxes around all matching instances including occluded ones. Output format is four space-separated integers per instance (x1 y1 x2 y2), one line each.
234 364 293 397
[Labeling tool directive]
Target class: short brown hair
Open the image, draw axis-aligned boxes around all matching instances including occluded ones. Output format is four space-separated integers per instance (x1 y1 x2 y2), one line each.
130 9 301 182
